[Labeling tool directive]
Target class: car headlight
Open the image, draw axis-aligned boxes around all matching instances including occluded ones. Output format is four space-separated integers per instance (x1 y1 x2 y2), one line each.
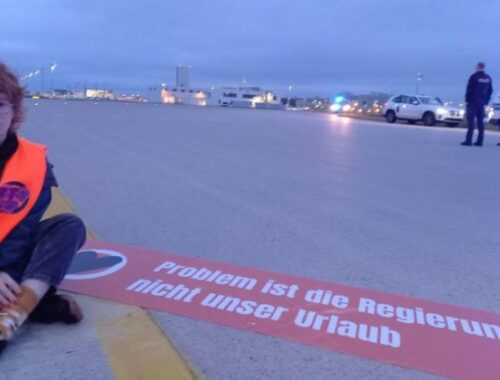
459 110 465 117
330 104 341 112
436 108 447 115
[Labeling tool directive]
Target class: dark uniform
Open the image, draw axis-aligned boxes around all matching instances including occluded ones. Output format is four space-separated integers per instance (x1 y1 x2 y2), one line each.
463 70 493 146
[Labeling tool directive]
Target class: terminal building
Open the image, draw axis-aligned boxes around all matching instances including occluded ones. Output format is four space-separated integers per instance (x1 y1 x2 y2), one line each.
206 86 285 109
161 66 208 106
160 66 285 109
85 88 114 100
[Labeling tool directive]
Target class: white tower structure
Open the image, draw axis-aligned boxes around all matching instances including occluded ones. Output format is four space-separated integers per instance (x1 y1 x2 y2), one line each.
176 65 190 88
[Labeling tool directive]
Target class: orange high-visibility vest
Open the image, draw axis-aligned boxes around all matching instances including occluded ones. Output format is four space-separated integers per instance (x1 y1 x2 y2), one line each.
0 137 47 243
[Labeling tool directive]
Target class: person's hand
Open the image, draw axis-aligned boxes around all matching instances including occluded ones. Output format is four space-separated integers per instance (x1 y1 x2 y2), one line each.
0 272 21 308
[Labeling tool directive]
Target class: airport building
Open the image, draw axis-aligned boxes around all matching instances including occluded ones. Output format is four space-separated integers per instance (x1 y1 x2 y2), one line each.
160 66 285 109
206 86 285 109
161 87 208 106
176 65 190 89
161 66 208 106
85 88 114 99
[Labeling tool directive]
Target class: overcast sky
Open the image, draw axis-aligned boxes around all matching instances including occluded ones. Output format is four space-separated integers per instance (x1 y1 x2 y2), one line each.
1 0 498 101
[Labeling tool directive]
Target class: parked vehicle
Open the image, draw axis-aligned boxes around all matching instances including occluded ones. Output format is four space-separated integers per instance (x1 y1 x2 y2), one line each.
488 90 500 126
383 95 463 127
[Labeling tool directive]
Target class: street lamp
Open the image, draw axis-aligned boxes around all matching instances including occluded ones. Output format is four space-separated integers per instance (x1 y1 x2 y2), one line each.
287 85 293 106
27 72 35 92
39 68 47 93
50 63 57 91
30 70 41 92
416 73 423 95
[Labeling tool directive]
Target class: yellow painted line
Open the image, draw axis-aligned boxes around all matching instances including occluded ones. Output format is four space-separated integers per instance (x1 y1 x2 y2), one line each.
44 188 198 380
97 309 196 380
45 188 97 240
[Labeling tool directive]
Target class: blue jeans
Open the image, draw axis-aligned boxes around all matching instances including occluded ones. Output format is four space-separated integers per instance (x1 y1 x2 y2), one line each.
9 214 86 287
465 103 485 145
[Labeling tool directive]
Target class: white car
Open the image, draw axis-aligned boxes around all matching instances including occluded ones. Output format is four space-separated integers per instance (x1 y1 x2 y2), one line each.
488 90 500 126
383 95 463 127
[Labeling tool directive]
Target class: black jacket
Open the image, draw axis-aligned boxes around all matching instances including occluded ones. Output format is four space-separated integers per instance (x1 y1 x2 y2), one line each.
466 71 493 105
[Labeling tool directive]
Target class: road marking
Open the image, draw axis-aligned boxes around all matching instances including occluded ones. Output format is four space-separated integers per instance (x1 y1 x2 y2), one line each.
45 188 197 380
45 188 97 240
96 307 196 380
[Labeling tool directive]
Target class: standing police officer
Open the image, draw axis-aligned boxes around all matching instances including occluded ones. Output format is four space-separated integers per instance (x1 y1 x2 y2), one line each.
461 62 493 147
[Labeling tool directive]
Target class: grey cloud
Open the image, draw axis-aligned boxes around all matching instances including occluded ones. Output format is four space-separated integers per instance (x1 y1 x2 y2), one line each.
1 0 498 100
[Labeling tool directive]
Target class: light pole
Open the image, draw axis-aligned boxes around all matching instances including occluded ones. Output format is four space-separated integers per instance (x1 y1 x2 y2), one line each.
416 73 423 95
32 70 40 92
20 73 31 91
40 67 46 93
28 72 35 92
50 63 57 91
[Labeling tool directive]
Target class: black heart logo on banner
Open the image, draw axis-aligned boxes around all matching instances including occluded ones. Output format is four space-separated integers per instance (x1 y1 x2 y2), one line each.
67 250 123 274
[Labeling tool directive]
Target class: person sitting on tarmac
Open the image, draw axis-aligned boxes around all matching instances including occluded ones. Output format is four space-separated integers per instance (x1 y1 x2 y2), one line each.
0 62 86 354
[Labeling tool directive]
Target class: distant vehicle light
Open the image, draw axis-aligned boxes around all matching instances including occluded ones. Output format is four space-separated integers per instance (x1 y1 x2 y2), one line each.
330 104 342 112
342 104 352 112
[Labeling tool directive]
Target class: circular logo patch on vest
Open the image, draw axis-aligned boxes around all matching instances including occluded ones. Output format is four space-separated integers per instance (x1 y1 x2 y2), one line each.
0 181 30 214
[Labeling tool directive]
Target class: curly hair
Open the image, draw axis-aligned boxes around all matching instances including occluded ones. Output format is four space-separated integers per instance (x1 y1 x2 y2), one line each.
0 63 25 133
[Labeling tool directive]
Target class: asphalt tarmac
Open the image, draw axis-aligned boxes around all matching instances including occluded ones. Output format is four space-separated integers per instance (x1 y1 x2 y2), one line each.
15 99 500 379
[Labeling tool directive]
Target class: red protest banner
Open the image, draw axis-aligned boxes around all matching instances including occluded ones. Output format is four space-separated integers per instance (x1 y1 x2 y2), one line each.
61 241 500 379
